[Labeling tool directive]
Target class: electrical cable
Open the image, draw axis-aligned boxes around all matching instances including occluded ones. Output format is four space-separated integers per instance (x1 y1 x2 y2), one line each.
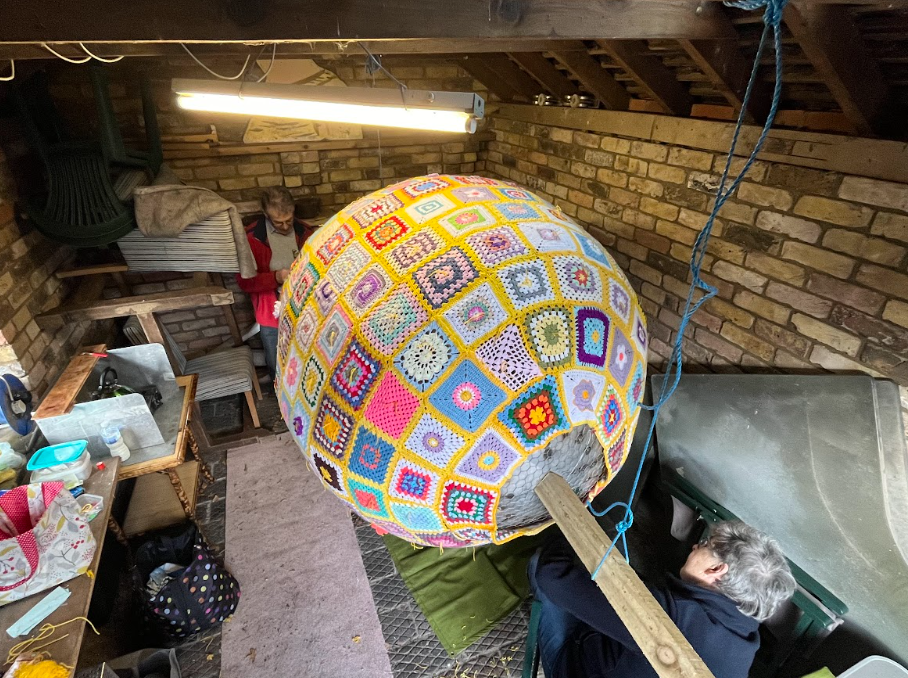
42 43 91 64
180 43 250 80
0 60 14 82
79 43 124 63
358 43 408 91
257 42 277 82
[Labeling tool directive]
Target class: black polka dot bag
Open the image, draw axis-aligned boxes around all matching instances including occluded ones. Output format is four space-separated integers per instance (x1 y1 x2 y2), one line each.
134 524 240 639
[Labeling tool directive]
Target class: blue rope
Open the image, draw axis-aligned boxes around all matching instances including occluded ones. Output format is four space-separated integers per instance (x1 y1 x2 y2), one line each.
588 0 789 580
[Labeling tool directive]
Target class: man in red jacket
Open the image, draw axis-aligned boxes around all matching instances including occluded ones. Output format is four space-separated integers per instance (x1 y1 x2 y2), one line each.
237 187 315 380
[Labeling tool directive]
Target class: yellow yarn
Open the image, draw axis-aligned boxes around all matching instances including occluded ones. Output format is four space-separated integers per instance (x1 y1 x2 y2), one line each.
7 617 99 665
13 660 69 678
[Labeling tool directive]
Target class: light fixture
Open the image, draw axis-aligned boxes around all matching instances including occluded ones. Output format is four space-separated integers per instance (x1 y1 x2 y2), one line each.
172 79 484 134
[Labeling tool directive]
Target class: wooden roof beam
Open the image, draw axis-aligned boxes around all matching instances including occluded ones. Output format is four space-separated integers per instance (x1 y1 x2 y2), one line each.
678 39 771 122
457 56 528 102
476 54 547 100
509 52 580 99
597 40 694 116
552 51 631 111
784 3 890 136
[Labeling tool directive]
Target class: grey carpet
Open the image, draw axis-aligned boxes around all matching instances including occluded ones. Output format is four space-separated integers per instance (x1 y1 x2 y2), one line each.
221 434 393 678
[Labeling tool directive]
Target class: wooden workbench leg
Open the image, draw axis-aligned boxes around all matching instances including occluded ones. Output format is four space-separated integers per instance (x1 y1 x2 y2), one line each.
252 371 263 401
244 390 262 429
187 427 216 486
212 273 243 347
166 468 195 520
108 516 130 548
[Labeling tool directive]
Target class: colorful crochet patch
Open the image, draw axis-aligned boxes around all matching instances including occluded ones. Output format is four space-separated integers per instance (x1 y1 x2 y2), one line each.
413 247 478 309
395 322 459 392
441 482 495 526
429 360 506 433
500 376 568 446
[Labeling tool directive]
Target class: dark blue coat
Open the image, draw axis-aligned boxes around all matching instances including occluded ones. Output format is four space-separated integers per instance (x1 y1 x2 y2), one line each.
534 538 761 678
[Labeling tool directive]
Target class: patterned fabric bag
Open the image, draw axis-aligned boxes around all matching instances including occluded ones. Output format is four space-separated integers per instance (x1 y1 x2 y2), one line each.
135 525 239 639
0 482 96 607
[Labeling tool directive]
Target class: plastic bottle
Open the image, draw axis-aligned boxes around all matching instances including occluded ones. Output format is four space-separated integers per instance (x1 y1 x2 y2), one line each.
0 442 25 469
100 422 131 461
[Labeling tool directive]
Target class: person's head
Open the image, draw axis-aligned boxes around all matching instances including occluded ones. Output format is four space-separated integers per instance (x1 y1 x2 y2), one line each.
261 186 295 234
680 520 796 622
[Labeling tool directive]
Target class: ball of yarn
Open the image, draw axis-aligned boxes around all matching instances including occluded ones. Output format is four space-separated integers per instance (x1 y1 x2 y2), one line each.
14 660 70 678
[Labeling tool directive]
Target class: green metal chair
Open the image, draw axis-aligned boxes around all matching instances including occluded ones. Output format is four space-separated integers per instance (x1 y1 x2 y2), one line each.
15 65 162 247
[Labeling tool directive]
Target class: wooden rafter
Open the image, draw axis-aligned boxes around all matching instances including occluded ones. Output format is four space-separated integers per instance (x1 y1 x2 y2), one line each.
0 1 736 44
553 51 631 111
457 56 523 102
509 52 579 99
476 54 546 100
677 39 771 122
597 40 693 116
784 3 890 136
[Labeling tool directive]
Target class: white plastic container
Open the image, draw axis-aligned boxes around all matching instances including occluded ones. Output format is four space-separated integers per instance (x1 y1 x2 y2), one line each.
100 422 131 462
29 451 92 484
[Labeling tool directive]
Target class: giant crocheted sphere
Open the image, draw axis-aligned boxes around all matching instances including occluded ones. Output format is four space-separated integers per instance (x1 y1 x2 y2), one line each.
276 175 648 547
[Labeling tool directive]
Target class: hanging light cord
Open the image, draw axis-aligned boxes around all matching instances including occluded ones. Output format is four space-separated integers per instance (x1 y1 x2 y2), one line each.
42 43 91 64
78 43 124 63
359 43 408 91
180 43 250 80
256 43 277 82
0 60 13 82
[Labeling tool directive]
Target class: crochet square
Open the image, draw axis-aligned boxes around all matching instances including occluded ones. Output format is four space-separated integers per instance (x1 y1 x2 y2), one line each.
326 241 371 293
349 427 395 485
443 282 508 345
599 385 626 443
294 307 319 353
608 329 633 386
330 339 380 409
451 186 496 203
388 458 439 505
301 356 325 410
290 398 310 441
312 449 347 497
314 278 338 316
405 413 466 468
465 226 528 267
441 481 495 526
493 201 542 221
404 195 456 225
364 372 420 439
609 280 631 323
633 309 648 354
391 502 445 534
289 263 320 316
607 430 628 474
348 477 392 520
350 194 404 230
628 363 645 417
455 431 521 486
388 230 444 273
499 376 568 446
519 223 577 253
283 346 303 392
439 205 496 236
540 204 578 229
412 247 478 309
525 308 572 368
278 389 291 422
277 312 294 362
476 324 542 392
576 232 612 268
498 187 536 202
344 265 390 314
317 307 352 365
315 223 354 266
361 285 428 356
365 215 409 252
429 360 506 433
394 322 459 392
313 395 354 459
560 369 606 425
575 307 610 368
451 175 497 185
400 176 452 199
553 255 602 302
497 260 555 310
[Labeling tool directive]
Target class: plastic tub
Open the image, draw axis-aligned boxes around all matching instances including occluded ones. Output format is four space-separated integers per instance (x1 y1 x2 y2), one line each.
28 441 92 484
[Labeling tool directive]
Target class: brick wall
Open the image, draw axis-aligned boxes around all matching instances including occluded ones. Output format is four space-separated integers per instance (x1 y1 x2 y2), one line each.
480 114 908 387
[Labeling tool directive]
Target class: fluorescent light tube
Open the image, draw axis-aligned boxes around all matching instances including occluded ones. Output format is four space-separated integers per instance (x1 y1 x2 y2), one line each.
172 79 484 134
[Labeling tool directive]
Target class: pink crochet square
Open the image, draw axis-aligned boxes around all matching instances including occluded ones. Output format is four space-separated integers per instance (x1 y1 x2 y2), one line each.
364 372 420 439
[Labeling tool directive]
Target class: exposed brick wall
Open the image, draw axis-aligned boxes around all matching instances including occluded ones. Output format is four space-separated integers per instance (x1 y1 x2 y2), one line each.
480 115 908 386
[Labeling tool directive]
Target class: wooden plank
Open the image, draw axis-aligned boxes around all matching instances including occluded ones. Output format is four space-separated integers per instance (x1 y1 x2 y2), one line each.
123 460 199 536
457 56 526 101
33 344 107 420
784 4 890 136
598 40 694 115
56 263 128 279
509 52 579 99
477 54 545 100
692 103 857 134
36 286 234 329
0 459 120 675
535 473 716 678
552 51 631 110
0 1 735 43
678 38 771 122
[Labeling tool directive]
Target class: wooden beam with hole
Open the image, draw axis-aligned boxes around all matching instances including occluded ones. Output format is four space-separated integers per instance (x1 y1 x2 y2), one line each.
0 1 736 44
457 56 527 102
552 51 631 111
35 286 234 329
597 40 694 116
536 473 716 678
509 52 579 99
784 4 890 136
678 38 771 122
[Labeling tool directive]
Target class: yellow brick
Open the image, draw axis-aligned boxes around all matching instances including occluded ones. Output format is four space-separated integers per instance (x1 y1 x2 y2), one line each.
257 175 284 187
609 187 639 208
791 314 862 357
614 155 648 176
628 177 664 198
218 177 257 191
883 300 908 329
238 162 276 176
667 147 714 171
720 324 775 362
716 200 756 225
793 196 873 227
596 168 628 188
638 197 679 221
711 260 767 293
655 220 698 245
707 297 754 328
284 175 303 188
780 242 855 279
870 212 908 244
745 252 806 285
736 182 793 211
822 229 906 267
838 176 908 212
856 264 908 301
630 141 668 162
734 290 791 325
648 163 686 184
808 345 880 376
754 211 821 243
601 137 632 154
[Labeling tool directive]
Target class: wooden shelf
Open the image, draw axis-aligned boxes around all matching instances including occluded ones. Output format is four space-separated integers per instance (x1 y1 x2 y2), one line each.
33 344 107 421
